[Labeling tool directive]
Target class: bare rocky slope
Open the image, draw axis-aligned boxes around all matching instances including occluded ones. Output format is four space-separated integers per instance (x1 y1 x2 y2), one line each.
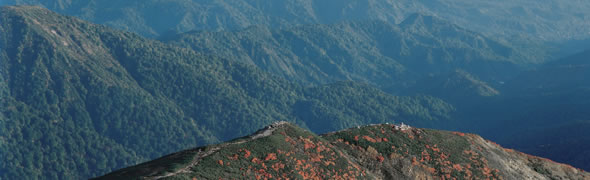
97 122 589 180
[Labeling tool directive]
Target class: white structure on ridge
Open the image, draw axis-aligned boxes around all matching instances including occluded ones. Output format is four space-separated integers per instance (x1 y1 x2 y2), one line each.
395 122 411 131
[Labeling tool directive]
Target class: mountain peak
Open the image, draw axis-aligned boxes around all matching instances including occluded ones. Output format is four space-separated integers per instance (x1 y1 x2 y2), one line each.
1 5 44 11
1 5 84 43
398 13 466 36
1 5 55 20
247 121 304 140
400 13 442 28
1 5 129 62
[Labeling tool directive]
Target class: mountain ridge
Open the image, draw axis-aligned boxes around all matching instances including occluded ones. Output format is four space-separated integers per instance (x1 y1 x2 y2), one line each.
165 16 535 94
3 0 590 41
96 122 590 179
0 6 455 179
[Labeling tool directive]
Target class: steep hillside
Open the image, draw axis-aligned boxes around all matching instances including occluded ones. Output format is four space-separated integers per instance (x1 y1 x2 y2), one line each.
0 6 454 179
3 0 590 41
166 16 530 92
404 69 500 103
97 122 590 179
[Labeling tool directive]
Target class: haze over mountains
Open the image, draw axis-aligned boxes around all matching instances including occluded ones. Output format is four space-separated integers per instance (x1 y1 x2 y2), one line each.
493 50 590 171
1 0 589 179
4 0 590 42
505 49 590 96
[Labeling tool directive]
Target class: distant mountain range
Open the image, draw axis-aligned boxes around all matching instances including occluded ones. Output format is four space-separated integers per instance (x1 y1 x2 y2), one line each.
96 122 589 179
3 0 590 41
483 49 590 133
164 14 542 93
0 6 454 179
505 49 590 96
435 49 590 171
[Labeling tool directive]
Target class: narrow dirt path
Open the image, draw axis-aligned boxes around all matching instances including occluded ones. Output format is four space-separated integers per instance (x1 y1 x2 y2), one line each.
146 122 287 179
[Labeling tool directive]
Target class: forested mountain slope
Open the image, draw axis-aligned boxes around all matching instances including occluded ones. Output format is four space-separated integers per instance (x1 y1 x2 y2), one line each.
403 69 500 103
0 6 454 179
165 15 535 92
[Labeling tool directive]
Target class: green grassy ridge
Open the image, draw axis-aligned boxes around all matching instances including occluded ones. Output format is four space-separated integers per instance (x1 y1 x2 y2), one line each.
97 123 588 179
96 122 367 179
0 6 454 179
324 125 500 179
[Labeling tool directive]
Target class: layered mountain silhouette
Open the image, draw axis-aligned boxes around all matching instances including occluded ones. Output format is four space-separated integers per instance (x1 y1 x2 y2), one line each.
3 0 590 41
96 122 589 179
165 14 534 93
0 6 455 179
